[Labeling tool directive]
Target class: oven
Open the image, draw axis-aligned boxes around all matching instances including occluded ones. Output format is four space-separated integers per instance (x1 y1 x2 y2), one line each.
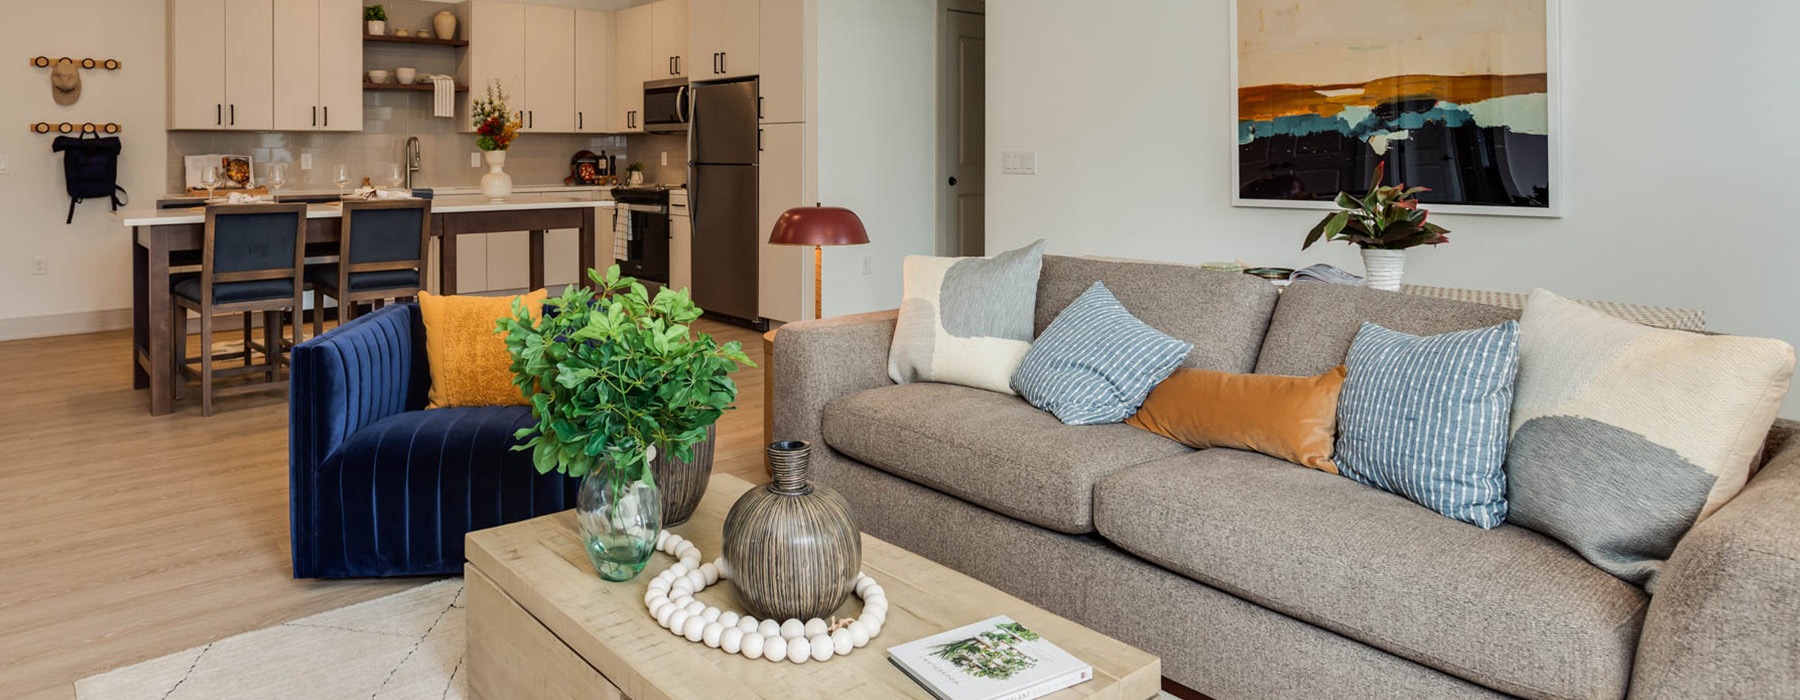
643 78 689 133
612 187 671 284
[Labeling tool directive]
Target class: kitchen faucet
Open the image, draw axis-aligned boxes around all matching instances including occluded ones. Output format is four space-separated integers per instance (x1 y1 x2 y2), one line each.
403 136 422 190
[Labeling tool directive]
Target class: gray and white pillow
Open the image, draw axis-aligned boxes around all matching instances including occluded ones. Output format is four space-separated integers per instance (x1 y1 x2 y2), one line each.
888 240 1046 394
1011 282 1193 425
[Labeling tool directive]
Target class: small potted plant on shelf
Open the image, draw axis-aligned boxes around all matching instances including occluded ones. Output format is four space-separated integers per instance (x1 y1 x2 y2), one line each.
499 265 754 582
626 162 646 186
470 81 522 200
364 4 387 36
1301 162 1450 291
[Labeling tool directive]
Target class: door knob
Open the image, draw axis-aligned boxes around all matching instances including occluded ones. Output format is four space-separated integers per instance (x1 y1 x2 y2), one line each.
947 176 958 186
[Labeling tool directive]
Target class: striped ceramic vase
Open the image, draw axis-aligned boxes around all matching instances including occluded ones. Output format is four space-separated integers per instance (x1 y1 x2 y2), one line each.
722 440 863 622
651 423 716 527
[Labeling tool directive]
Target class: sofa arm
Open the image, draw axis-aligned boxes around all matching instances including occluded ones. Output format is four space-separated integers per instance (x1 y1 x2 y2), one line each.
1631 419 1800 698
771 310 899 446
288 303 427 482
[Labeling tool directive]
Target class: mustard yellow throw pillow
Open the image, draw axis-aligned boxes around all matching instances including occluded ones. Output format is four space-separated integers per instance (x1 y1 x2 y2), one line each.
1126 366 1347 473
418 289 547 408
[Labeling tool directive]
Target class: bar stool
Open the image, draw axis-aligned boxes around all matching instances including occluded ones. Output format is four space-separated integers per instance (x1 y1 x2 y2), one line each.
309 199 432 338
173 203 309 416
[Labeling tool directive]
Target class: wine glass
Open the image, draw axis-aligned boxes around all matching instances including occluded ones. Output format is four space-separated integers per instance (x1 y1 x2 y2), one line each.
266 163 288 201
383 163 404 190
332 164 352 196
200 164 220 200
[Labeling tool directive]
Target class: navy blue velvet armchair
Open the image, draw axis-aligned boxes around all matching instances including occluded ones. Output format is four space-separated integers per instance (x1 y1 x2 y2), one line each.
288 303 578 578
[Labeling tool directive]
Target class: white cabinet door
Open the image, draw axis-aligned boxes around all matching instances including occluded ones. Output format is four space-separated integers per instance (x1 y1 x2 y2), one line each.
486 231 531 292
688 0 719 78
670 214 692 293
716 0 759 79
613 4 652 132
271 0 319 131
168 0 226 129
222 0 274 130
316 0 362 131
523 5 575 133
465 1 526 131
574 10 612 133
758 0 802 123
652 0 689 79
758 122 807 322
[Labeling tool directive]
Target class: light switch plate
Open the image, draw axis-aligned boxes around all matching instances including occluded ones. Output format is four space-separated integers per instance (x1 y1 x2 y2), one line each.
471 152 482 168
1001 151 1037 175
300 153 313 170
0 155 10 174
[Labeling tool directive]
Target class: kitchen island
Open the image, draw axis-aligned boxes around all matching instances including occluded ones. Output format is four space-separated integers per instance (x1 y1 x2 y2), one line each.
118 195 616 416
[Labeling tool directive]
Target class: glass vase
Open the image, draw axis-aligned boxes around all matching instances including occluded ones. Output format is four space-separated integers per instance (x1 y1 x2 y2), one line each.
576 461 662 582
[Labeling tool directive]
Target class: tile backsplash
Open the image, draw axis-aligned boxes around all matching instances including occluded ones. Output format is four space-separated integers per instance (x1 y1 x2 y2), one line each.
165 91 689 194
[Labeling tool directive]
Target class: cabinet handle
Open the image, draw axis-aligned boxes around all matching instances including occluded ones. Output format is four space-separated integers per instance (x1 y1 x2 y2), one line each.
758 96 763 120
312 106 318 127
758 128 763 152
669 56 675 75
323 106 329 127
216 104 222 126
229 104 235 126
578 111 583 130
528 110 533 128
719 52 727 74
675 55 681 75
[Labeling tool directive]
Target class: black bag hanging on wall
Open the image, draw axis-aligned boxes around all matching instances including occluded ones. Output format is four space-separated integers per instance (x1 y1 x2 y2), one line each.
51 132 127 224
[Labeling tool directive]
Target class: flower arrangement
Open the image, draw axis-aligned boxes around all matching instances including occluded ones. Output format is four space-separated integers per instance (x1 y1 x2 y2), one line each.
498 265 754 480
1302 163 1451 251
470 80 521 151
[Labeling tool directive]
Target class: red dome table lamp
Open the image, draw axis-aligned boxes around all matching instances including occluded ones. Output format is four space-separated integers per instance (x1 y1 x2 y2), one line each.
767 205 870 320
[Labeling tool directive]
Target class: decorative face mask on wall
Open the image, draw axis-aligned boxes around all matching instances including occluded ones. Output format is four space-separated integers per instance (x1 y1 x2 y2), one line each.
51 58 81 105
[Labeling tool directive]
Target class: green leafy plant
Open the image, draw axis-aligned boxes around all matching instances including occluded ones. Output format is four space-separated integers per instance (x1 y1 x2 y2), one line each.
363 4 387 21
626 162 645 173
1302 162 1450 251
498 265 754 482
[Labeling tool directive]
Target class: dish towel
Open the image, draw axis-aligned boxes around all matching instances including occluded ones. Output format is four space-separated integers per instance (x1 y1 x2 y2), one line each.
612 208 632 263
428 75 456 118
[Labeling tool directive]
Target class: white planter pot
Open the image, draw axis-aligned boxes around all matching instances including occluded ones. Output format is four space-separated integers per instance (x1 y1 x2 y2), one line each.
1361 248 1406 291
366 20 386 36
481 150 513 201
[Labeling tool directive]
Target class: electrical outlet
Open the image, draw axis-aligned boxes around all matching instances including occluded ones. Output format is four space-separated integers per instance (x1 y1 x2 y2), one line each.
1001 150 1037 175
299 153 313 170
471 152 482 168
30 256 47 276
660 151 668 167
861 255 873 276
0 155 10 174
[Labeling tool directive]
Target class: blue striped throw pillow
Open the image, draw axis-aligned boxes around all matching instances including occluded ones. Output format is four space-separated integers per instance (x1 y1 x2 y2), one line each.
1011 282 1194 425
1334 321 1521 529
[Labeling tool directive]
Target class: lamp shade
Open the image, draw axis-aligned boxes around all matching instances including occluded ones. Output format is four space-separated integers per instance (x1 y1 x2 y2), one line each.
768 206 870 246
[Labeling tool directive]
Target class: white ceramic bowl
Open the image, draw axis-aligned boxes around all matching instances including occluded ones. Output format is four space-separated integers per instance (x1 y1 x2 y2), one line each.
395 67 417 85
367 70 390 84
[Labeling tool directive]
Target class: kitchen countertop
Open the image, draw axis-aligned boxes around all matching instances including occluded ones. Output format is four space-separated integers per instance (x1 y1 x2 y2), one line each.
118 194 615 227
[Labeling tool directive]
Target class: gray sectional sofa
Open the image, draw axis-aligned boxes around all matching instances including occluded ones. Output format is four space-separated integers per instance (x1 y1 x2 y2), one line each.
770 255 1800 700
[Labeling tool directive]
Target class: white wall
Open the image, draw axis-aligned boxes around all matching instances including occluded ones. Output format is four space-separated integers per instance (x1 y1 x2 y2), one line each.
813 0 937 317
0 0 168 339
986 0 1800 417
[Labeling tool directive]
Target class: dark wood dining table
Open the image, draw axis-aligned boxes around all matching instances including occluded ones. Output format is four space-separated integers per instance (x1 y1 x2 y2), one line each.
119 196 614 416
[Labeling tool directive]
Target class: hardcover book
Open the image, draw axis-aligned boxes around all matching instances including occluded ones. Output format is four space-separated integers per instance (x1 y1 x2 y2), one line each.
886 616 1093 700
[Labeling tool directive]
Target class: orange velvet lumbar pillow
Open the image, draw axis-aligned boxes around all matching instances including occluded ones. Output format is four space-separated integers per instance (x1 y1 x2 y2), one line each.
418 289 548 408
1125 365 1347 473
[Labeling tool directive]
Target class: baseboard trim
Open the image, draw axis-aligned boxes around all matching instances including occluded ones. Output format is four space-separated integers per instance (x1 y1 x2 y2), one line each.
0 308 135 342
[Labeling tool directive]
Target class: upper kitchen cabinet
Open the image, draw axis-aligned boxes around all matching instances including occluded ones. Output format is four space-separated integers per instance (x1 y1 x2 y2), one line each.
612 3 652 132
758 0 803 123
168 0 274 130
690 0 759 80
652 0 689 79
272 0 362 131
522 5 576 132
574 10 613 133
461 1 526 130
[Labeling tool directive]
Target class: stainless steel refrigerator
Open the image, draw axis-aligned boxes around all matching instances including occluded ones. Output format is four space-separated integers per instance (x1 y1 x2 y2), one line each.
688 78 760 324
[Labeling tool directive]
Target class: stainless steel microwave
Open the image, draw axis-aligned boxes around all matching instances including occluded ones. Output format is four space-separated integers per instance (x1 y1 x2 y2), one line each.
643 78 689 133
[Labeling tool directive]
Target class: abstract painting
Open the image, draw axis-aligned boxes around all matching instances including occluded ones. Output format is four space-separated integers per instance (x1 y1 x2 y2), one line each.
1233 0 1559 216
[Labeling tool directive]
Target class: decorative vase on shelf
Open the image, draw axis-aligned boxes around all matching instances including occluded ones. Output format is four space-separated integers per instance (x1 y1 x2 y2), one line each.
481 150 513 201
366 20 386 36
1361 248 1406 292
576 457 663 582
651 423 716 528
722 440 862 622
432 9 457 40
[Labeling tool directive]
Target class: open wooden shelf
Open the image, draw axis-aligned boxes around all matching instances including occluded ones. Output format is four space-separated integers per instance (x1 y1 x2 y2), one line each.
364 33 469 48
364 81 469 93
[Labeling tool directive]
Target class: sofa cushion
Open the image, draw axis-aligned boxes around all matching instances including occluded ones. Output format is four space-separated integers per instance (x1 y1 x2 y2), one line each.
1035 255 1278 373
1255 281 1519 377
1093 449 1647 700
823 382 1191 534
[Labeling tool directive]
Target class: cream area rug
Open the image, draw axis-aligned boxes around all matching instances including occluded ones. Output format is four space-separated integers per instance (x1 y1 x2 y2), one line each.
76 579 467 700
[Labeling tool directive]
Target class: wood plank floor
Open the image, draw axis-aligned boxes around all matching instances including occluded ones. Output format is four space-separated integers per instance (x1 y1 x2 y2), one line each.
0 319 770 699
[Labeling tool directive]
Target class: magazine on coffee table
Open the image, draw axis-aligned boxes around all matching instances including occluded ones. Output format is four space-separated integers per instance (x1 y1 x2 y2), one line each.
887 616 1092 700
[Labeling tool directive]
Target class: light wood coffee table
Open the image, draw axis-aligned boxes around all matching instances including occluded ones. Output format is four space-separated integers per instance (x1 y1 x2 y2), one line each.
466 473 1161 699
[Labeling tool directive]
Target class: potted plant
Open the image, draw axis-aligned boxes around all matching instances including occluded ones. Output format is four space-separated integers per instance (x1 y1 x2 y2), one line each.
1301 162 1450 291
364 4 387 36
626 161 646 186
470 81 522 200
499 265 754 581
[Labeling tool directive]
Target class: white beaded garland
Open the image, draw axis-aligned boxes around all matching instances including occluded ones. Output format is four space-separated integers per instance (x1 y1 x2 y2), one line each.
641 538 888 664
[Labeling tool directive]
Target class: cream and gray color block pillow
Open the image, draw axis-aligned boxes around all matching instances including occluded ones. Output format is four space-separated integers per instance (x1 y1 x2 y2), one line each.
1506 289 1795 589
888 240 1047 394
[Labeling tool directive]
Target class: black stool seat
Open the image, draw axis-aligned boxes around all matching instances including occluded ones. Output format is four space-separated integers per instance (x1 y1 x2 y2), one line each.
175 276 296 304
307 265 420 294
